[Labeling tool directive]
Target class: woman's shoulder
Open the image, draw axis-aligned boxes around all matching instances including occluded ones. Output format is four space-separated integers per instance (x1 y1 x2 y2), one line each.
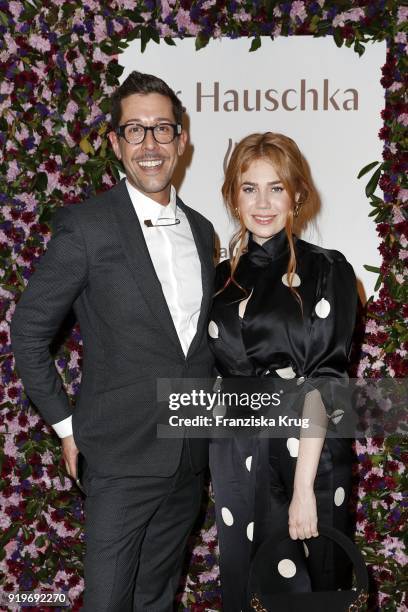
295 237 350 265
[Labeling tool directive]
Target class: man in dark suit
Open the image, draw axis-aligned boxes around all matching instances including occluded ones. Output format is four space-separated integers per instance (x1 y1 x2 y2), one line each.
11 71 215 611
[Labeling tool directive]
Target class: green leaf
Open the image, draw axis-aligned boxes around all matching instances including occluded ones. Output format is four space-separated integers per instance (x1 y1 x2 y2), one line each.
109 62 124 77
249 37 262 52
365 165 382 198
164 36 176 46
195 33 209 51
0 523 20 549
126 26 141 42
148 25 160 45
34 172 48 191
357 160 380 179
354 39 365 56
364 265 381 274
141 27 152 53
374 274 383 292
333 29 344 48
264 0 275 20
0 11 9 27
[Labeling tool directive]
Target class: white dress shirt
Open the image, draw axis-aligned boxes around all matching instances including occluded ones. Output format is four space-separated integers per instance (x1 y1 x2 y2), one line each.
53 181 203 438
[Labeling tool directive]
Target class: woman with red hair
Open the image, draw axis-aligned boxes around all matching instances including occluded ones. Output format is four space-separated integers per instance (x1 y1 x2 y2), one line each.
208 132 357 611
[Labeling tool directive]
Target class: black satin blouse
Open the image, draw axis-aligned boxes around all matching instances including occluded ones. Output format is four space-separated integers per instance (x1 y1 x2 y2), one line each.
208 229 358 416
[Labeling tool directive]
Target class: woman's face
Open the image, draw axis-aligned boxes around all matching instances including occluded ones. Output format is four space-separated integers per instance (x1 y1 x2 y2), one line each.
237 158 293 245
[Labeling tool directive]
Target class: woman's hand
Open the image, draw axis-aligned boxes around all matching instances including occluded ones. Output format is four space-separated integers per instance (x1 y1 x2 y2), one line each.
288 486 319 540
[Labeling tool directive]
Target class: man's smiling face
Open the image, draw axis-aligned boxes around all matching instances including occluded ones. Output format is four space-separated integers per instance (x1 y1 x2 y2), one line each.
109 93 187 205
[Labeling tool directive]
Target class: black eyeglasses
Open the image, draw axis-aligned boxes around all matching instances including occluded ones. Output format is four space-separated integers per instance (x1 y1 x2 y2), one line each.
116 122 182 145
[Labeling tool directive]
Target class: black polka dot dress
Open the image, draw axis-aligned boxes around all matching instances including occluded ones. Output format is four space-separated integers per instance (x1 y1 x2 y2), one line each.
208 229 358 611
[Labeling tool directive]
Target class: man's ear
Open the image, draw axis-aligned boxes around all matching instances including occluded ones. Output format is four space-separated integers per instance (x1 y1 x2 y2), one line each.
177 129 188 156
108 130 122 160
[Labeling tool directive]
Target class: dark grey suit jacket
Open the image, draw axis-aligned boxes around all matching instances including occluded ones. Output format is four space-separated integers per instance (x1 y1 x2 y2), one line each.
11 179 215 476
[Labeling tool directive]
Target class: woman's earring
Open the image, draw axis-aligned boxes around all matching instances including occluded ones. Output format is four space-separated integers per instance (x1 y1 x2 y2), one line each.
235 207 241 219
293 201 302 218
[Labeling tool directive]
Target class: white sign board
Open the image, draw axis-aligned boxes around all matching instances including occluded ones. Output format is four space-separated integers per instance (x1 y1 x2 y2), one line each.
120 36 386 300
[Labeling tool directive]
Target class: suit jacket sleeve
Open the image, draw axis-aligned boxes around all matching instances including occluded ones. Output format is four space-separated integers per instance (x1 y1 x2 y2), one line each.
11 206 88 426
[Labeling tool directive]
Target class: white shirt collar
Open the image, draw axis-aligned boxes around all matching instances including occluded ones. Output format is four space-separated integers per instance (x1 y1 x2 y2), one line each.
125 179 178 224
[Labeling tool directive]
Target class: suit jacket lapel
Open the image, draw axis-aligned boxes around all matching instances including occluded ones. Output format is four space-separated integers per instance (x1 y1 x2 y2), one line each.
110 180 185 358
177 197 214 358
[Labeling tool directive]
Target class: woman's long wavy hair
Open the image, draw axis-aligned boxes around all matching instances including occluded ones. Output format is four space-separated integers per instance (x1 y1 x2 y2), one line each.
221 132 320 307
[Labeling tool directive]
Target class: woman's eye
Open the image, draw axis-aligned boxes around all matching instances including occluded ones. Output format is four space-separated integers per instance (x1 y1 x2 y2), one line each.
271 186 284 192
243 186 255 193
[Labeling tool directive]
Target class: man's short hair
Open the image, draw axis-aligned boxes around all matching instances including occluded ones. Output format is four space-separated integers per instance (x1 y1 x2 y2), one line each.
110 71 184 130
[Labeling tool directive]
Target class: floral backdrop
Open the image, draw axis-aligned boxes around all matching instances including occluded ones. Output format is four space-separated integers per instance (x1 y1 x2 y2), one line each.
0 1 407 610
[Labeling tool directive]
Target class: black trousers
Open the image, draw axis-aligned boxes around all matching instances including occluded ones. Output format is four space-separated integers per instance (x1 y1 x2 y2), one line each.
81 441 203 612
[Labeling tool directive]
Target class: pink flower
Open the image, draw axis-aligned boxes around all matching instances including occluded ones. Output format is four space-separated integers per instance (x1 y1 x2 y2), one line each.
398 113 408 126
0 513 11 530
84 0 99 9
74 55 87 74
63 100 79 122
158 24 174 37
333 8 365 27
161 0 174 19
94 15 107 43
365 319 379 333
388 82 403 92
236 9 251 22
8 1 23 18
15 125 29 142
397 6 408 25
76 152 89 164
93 47 111 65
175 8 199 34
45 172 60 195
4 33 18 56
398 189 408 203
0 81 14 95
362 344 381 358
201 524 217 543
28 34 51 53
4 436 18 457
345 8 365 22
6 160 20 181
395 32 407 44
192 545 210 556
290 1 307 22
198 568 219 583
114 0 137 8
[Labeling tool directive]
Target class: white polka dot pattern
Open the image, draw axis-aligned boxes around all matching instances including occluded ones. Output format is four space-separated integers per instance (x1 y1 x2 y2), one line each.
245 456 252 472
208 320 219 338
334 487 345 507
330 409 345 425
315 298 331 318
275 366 296 379
277 558 297 578
282 272 301 287
213 403 226 418
286 438 299 458
303 542 309 558
221 507 234 526
247 522 254 541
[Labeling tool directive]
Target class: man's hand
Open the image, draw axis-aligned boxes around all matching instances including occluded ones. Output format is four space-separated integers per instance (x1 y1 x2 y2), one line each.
288 486 319 540
62 434 79 479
